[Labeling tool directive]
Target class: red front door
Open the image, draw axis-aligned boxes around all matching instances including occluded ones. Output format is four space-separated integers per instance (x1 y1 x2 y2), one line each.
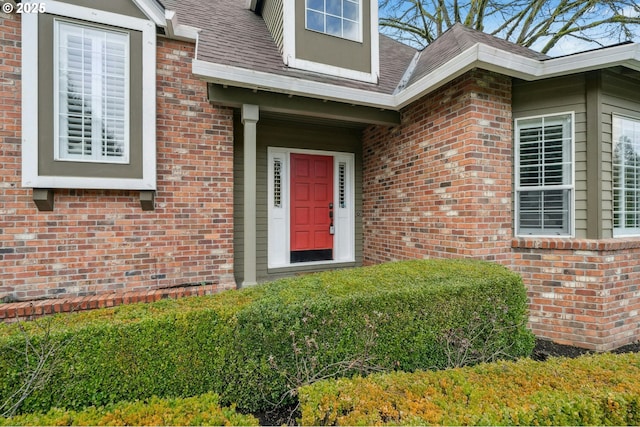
290 153 333 263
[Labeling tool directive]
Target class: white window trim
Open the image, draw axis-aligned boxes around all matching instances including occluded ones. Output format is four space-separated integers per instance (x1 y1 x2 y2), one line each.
613 113 640 237
514 112 575 238
268 147 355 269
305 0 363 43
22 0 156 190
282 0 379 84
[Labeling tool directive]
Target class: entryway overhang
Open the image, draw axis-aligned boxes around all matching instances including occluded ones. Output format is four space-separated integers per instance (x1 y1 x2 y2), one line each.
207 84 400 127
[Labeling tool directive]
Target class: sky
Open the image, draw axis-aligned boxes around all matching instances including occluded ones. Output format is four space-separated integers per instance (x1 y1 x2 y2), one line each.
378 1 640 56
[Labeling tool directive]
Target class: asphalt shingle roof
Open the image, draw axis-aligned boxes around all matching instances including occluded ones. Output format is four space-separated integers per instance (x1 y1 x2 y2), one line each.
163 1 548 96
406 23 549 87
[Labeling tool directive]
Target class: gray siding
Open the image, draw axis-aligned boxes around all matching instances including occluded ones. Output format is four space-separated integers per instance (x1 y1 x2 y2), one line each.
234 116 364 284
294 0 372 73
262 0 284 54
601 69 640 237
512 75 588 238
513 69 640 239
60 0 148 18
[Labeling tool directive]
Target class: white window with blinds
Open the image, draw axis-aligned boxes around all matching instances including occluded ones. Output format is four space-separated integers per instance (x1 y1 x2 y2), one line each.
55 21 130 163
613 115 640 237
515 113 574 236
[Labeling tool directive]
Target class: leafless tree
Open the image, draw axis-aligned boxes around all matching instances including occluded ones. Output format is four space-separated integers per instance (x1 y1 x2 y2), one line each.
379 0 640 53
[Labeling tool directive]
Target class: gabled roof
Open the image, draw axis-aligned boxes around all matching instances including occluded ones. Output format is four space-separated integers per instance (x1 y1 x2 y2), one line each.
162 1 640 112
404 23 549 88
162 0 416 94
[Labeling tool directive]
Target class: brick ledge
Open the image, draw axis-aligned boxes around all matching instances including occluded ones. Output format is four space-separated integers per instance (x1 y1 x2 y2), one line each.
512 237 640 251
0 283 236 322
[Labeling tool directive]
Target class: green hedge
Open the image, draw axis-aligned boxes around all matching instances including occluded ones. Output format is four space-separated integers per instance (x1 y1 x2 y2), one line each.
0 393 258 426
299 352 640 426
0 259 533 414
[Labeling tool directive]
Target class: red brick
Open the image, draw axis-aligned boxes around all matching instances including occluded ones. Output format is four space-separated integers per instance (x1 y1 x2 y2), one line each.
0 21 235 301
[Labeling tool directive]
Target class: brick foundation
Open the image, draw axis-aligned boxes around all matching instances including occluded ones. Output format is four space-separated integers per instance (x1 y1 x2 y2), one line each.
513 238 640 351
0 12 236 301
0 283 231 322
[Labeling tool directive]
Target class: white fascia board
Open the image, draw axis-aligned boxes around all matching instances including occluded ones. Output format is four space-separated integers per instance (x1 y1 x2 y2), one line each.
538 43 640 77
475 44 542 78
192 59 395 109
394 45 540 109
193 41 640 112
164 9 200 42
394 43 640 109
131 0 166 27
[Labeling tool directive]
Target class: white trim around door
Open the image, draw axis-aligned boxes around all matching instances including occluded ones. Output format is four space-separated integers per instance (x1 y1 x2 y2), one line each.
267 147 355 269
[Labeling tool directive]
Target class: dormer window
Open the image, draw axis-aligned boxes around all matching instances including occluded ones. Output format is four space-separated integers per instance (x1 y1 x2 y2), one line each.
274 0 378 83
306 0 361 42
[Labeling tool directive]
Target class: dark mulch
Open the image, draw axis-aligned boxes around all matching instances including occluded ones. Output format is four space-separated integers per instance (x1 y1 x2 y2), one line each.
532 338 640 361
253 338 640 426
254 405 300 427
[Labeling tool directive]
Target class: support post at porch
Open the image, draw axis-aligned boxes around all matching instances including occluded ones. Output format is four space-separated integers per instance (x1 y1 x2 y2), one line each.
242 104 259 286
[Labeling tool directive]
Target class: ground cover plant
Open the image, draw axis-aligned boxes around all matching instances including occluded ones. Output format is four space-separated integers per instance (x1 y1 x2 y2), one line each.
0 259 533 417
298 352 640 425
0 393 258 426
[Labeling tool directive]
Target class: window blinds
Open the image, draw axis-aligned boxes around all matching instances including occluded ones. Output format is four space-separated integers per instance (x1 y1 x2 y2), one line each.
57 21 129 163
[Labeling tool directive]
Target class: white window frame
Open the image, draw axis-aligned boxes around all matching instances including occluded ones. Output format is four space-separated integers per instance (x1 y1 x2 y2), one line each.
54 20 130 164
22 0 157 190
514 112 575 237
305 0 362 42
267 147 355 269
281 0 379 84
613 114 640 237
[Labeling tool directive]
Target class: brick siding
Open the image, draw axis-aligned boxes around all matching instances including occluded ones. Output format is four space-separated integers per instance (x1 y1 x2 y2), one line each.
362 69 513 264
2 10 638 351
363 69 640 351
0 12 235 303
513 238 640 351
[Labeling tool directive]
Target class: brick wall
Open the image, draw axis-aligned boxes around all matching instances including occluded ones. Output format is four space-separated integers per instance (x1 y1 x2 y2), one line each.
362 69 513 264
0 11 235 302
513 238 640 351
362 68 640 351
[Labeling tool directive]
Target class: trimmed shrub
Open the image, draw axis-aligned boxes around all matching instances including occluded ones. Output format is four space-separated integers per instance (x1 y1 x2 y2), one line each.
298 352 640 426
0 393 258 426
0 259 533 414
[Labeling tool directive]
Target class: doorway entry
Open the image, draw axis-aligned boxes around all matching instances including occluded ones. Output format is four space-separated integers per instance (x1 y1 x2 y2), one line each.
268 148 355 269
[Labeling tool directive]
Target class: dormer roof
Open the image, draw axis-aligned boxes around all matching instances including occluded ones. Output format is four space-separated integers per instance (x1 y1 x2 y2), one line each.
161 0 640 111
162 0 415 93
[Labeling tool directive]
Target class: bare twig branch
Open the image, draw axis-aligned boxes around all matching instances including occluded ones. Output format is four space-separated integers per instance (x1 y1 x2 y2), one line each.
379 0 640 52
0 308 72 418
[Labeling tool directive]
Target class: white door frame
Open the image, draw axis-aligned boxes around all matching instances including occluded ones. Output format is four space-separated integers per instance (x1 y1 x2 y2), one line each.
267 147 355 268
